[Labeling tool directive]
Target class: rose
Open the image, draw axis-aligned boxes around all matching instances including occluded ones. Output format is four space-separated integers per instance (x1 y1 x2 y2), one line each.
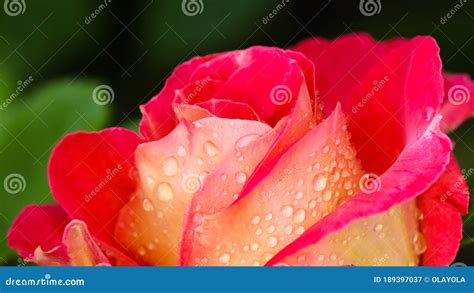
8 34 471 266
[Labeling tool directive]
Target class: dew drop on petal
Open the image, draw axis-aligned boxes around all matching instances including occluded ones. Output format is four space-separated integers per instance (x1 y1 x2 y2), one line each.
373 223 383 232
251 215 261 225
235 134 260 150
313 174 327 192
281 205 294 218
322 190 332 201
177 146 187 157
142 198 154 212
162 156 178 176
235 172 247 184
218 253 230 264
295 191 304 200
204 141 219 157
413 232 427 255
293 209 306 224
267 236 278 248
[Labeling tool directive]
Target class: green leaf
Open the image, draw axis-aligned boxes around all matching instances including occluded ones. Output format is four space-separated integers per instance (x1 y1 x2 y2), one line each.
0 79 111 264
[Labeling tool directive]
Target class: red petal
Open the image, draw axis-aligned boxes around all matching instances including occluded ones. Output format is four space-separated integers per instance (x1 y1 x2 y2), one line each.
48 127 142 245
196 99 262 121
7 204 70 259
139 56 213 140
34 220 110 266
267 115 452 266
293 34 444 174
440 73 474 132
418 155 470 265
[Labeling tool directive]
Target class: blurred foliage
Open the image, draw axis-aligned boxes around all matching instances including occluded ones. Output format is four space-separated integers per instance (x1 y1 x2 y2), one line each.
0 0 473 265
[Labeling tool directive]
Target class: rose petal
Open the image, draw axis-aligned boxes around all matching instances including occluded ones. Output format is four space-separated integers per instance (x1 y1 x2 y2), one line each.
293 34 443 174
267 115 452 266
180 105 365 266
140 56 214 140
115 118 272 265
418 155 470 265
48 127 142 245
7 204 70 259
440 73 474 132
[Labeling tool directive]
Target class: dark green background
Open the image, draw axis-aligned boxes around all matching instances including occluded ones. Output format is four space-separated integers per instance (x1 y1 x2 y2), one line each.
0 0 473 265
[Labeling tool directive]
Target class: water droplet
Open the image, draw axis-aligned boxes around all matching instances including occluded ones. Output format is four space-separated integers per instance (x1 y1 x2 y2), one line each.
235 134 260 150
373 223 383 232
251 215 260 225
322 190 332 201
413 232 427 255
235 172 247 184
295 191 303 200
146 176 155 187
162 157 178 176
255 228 263 235
138 247 146 256
142 198 154 212
293 209 306 224
309 199 317 209
330 253 337 261
313 174 327 191
219 253 230 264
267 225 275 234
250 243 259 251
284 224 293 235
204 141 219 157
177 146 187 157
156 182 173 202
296 179 304 186
265 213 273 221
281 205 294 218
295 226 304 235
267 236 278 247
